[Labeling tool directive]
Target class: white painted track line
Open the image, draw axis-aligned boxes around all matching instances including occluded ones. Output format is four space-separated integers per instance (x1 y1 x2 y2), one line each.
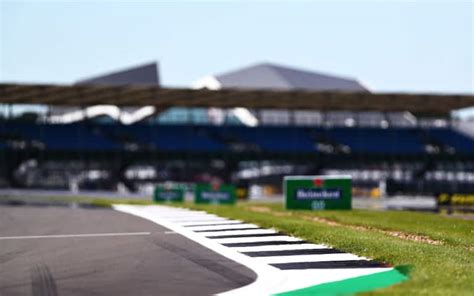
255 253 366 264
230 244 329 252
200 229 278 237
0 232 151 240
144 209 208 214
150 214 225 220
153 214 221 219
213 236 302 244
167 218 230 223
184 223 257 230
179 220 243 227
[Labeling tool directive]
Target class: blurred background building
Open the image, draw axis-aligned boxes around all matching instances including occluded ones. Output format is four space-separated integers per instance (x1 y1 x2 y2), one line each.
1 61 473 198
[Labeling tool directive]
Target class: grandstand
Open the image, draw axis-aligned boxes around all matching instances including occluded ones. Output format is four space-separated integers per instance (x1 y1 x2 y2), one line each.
1 62 473 197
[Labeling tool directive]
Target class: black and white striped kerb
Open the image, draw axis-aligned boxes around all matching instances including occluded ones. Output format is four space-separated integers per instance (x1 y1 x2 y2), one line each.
175 213 386 271
242 248 344 257
272 260 387 270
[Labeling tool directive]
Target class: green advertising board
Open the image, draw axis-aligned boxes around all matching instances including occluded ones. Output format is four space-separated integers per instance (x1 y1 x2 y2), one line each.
153 185 185 202
195 183 236 205
284 175 352 210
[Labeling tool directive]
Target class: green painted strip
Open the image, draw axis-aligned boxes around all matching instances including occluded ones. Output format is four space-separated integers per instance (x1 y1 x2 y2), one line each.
275 268 408 296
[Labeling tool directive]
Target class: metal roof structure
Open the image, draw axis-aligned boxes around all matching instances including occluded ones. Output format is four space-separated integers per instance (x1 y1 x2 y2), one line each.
193 63 368 92
75 62 160 86
1 83 473 116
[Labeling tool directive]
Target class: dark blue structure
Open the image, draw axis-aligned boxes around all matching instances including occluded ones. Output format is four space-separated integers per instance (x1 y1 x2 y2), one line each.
1 122 474 195
1 122 473 155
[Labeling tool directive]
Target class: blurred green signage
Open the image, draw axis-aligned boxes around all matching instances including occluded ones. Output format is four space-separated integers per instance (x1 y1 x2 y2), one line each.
284 175 352 210
153 185 184 202
195 183 236 205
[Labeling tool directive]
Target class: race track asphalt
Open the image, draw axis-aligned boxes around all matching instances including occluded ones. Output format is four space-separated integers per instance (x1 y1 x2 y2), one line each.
0 205 256 296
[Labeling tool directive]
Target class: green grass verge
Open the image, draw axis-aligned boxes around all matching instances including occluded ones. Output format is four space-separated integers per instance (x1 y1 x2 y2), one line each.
88 198 155 207
172 202 473 295
249 203 474 249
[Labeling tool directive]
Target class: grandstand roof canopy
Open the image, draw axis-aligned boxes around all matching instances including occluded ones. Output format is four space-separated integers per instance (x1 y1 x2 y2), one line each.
75 62 160 86
202 63 368 92
0 83 473 116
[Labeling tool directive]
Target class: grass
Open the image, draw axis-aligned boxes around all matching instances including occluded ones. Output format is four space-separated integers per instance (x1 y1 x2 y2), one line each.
88 198 154 207
172 202 473 295
247 203 473 249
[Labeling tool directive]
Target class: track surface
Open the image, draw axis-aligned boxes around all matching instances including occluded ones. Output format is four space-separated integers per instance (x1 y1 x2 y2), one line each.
0 205 256 296
115 205 404 295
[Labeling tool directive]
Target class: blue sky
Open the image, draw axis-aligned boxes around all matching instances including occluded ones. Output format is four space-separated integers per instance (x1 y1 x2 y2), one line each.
1 0 472 94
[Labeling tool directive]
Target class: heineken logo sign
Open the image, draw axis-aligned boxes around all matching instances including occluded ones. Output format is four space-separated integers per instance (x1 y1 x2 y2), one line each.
295 188 342 200
285 175 352 210
154 186 184 202
195 183 237 205
159 191 182 200
201 191 231 201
